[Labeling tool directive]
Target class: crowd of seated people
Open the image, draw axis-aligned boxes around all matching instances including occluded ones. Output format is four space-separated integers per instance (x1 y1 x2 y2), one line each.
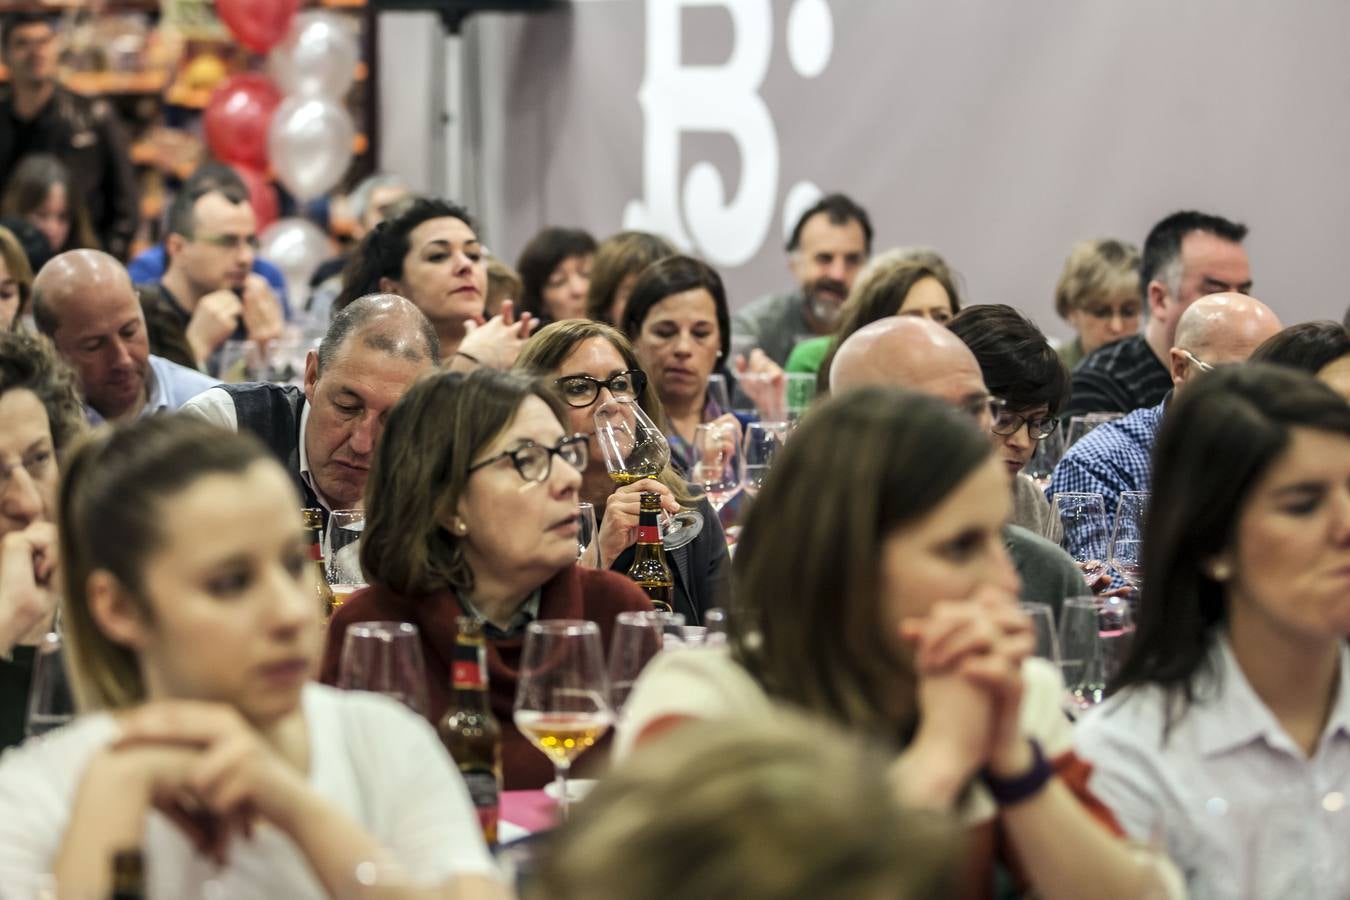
0 76 1347 895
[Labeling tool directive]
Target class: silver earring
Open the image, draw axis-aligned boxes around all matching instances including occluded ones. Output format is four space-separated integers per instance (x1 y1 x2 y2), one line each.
1210 561 1232 581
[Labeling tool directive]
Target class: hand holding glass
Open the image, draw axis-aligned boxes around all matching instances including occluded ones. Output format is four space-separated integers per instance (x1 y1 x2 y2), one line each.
691 422 741 512
593 398 702 549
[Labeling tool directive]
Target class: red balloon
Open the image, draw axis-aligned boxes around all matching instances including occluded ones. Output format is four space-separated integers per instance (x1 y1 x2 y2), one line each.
216 0 300 54
204 74 281 170
232 165 279 231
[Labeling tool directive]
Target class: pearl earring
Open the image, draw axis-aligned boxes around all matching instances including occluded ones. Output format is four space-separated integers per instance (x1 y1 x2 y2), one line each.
1210 561 1232 581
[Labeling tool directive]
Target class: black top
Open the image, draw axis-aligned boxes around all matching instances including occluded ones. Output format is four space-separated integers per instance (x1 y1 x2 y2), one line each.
221 383 326 525
1064 334 1173 418
0 85 140 260
0 647 36 753
610 498 730 626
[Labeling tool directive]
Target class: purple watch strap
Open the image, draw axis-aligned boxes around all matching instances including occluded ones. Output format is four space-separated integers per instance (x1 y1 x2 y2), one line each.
980 739 1052 806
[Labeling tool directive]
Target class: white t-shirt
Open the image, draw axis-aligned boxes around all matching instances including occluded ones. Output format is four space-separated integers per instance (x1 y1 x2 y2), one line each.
617 646 1074 824
0 684 498 898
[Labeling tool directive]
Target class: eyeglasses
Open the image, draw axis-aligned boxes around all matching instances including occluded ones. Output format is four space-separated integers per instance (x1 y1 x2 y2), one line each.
992 408 1059 440
957 394 1008 425
468 434 589 484
194 234 260 251
1180 350 1214 373
555 370 647 408
0 446 54 496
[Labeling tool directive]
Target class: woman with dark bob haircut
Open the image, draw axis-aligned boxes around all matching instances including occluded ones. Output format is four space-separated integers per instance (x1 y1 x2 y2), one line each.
586 229 676 325
948 304 1070 539
320 368 649 789
515 226 597 325
335 197 534 369
621 387 1182 900
516 320 730 626
1250 319 1350 401
1075 364 1350 899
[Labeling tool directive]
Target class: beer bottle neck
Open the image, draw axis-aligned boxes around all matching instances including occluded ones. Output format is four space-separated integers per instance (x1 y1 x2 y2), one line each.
635 508 662 547
450 641 491 710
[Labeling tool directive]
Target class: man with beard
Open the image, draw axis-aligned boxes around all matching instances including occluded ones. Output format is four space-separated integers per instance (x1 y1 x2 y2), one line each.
732 193 871 366
29 250 217 424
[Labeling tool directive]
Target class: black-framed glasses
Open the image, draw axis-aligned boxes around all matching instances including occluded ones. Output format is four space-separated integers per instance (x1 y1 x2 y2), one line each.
554 370 647 408
468 434 589 484
992 408 1059 440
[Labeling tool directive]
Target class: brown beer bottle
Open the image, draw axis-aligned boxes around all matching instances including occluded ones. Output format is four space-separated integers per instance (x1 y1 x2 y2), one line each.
437 616 502 844
110 848 145 899
302 508 336 618
626 492 674 612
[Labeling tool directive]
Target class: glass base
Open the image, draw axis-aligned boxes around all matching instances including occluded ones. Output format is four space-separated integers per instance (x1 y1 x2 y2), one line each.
660 510 703 551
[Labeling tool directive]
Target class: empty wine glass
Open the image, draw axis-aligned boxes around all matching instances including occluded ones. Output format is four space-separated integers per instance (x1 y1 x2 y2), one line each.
705 373 733 414
608 610 683 718
336 622 430 716
25 631 74 738
691 422 741 512
782 372 817 422
1109 491 1149 593
1064 412 1123 448
740 421 786 499
577 502 600 568
1053 492 1111 585
513 620 613 819
593 397 703 550
1059 598 1106 712
1024 424 1065 491
327 509 367 609
703 607 729 646
1019 602 1061 665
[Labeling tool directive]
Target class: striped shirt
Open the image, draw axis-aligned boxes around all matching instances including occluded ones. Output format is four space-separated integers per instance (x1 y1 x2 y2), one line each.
1064 335 1172 418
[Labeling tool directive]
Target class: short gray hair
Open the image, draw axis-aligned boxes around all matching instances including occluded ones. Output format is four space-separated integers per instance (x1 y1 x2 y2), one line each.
316 292 439 374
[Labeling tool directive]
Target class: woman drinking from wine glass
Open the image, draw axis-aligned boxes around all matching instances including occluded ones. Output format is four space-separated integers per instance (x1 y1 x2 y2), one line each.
319 368 651 790
0 416 506 899
516 320 731 625
1075 364 1350 899
0 330 83 751
334 197 535 369
619 386 1182 900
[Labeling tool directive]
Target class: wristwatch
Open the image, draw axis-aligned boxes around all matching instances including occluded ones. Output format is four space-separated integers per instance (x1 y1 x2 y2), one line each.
981 739 1053 806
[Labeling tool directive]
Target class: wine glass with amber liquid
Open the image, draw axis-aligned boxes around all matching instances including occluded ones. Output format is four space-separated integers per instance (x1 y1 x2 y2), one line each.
593 397 703 550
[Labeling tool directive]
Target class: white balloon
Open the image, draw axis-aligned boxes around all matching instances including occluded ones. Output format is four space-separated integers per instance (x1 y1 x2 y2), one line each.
267 96 355 201
259 217 330 307
269 11 359 99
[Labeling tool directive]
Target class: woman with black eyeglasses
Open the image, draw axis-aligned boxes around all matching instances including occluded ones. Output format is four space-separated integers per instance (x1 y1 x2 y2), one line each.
948 305 1071 540
516 320 731 628
318 368 650 789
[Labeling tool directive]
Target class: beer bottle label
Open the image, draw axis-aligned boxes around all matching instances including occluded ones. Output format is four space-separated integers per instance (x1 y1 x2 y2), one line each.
636 523 660 544
452 660 483 690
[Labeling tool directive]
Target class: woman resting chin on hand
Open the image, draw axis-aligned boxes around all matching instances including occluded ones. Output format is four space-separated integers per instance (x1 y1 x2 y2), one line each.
0 416 507 900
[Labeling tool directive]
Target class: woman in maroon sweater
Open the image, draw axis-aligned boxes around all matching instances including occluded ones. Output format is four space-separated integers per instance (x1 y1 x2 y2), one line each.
319 369 649 789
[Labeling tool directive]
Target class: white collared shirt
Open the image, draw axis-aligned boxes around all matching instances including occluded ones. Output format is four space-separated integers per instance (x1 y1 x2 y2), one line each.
1075 636 1350 899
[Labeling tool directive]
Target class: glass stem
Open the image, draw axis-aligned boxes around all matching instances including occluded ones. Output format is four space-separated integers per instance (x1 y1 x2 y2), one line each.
555 762 571 820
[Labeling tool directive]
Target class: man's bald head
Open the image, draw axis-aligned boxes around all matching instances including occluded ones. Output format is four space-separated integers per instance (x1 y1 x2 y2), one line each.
31 249 136 336
316 292 440 375
1169 292 1282 386
830 316 989 405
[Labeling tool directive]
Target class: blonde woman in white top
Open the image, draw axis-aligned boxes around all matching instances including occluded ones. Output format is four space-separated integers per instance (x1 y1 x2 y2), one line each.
621 386 1181 900
1076 364 1350 900
0 415 506 899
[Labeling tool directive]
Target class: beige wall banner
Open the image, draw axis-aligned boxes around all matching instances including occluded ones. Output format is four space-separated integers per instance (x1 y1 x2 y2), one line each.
462 0 1350 335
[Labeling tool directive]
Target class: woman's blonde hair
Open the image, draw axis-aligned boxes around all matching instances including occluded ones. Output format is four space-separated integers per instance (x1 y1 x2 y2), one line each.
360 368 571 598
1053 238 1141 319
58 417 278 711
531 714 959 900
515 319 694 505
0 225 34 328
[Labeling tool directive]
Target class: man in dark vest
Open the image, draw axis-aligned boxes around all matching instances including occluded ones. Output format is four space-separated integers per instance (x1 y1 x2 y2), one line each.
180 294 439 522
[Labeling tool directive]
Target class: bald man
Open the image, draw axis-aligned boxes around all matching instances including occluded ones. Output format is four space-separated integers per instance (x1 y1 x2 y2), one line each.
30 250 217 424
1050 292 1282 555
181 294 438 521
830 316 1090 615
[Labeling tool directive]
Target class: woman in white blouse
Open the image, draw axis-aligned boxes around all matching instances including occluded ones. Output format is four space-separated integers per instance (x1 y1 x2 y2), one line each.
620 386 1181 900
0 415 506 899
1076 363 1350 899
